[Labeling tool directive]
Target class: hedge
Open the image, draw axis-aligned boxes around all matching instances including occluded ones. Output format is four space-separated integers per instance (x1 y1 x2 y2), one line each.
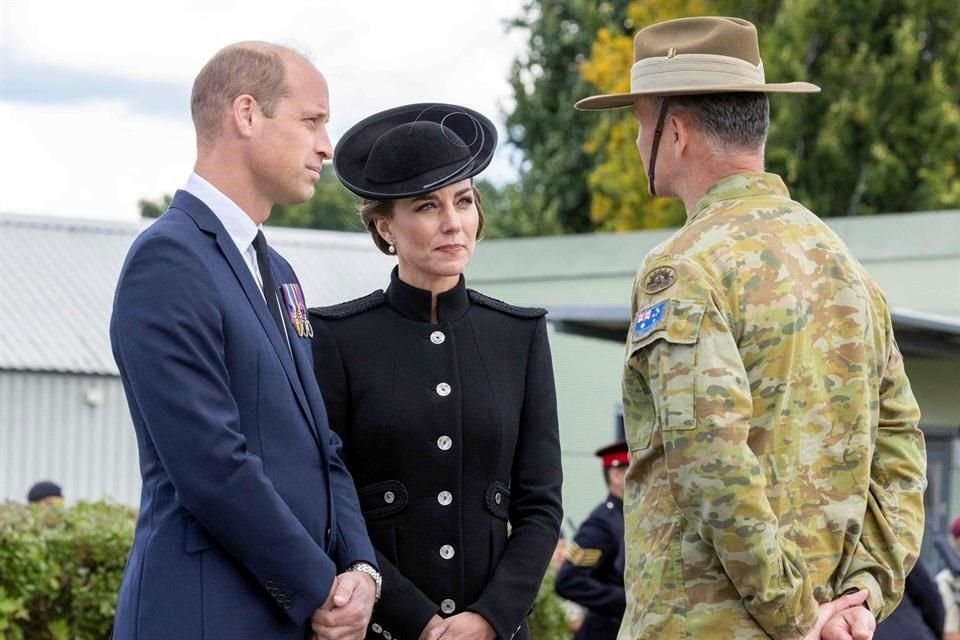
0 501 136 639
528 569 574 639
0 501 573 639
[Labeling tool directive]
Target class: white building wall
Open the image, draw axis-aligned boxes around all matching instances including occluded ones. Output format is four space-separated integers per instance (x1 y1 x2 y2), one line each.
0 371 140 506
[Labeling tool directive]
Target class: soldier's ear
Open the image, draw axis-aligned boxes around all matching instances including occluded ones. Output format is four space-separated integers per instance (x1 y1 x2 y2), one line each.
670 114 689 158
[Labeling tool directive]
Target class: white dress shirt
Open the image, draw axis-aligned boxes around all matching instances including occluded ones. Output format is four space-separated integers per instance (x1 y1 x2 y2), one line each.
184 173 290 349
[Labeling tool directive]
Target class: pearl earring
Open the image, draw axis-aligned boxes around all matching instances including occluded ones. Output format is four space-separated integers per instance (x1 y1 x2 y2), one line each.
388 243 396 254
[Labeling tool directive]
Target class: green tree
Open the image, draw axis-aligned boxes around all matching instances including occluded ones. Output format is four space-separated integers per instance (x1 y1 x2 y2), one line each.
505 0 633 234
579 0 716 231
577 0 960 228
762 0 960 216
477 178 564 239
268 169 362 231
137 194 171 219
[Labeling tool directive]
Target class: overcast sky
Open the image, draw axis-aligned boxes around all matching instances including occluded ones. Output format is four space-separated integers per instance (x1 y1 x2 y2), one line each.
0 0 529 221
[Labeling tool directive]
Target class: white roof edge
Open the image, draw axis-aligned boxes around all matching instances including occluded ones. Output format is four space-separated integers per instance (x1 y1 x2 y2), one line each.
890 308 960 335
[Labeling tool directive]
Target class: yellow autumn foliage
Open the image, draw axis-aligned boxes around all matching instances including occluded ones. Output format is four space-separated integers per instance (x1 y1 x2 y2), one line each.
580 0 712 230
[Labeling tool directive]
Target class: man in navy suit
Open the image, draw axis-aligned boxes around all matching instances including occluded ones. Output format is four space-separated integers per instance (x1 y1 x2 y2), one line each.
110 42 379 640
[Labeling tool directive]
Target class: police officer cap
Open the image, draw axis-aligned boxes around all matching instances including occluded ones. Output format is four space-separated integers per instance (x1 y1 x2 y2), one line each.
595 440 628 469
333 102 498 200
27 480 62 503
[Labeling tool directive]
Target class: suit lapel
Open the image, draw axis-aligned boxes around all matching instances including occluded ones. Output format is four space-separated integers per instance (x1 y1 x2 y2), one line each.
288 322 329 454
171 191 320 444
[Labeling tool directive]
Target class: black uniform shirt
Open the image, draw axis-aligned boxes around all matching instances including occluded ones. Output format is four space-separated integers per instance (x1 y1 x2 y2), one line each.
309 270 563 640
555 494 625 640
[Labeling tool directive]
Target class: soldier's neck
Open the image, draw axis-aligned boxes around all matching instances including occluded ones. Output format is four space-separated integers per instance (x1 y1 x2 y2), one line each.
680 154 765 217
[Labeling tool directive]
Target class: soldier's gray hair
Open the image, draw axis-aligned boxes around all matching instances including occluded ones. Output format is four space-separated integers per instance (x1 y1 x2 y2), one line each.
668 92 769 155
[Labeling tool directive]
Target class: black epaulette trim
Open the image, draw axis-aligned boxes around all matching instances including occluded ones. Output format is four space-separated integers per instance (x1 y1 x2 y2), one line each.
467 290 546 318
308 291 385 319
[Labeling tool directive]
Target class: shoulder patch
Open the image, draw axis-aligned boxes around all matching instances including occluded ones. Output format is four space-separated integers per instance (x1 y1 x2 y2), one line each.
643 265 677 294
566 542 603 567
632 301 666 339
468 290 546 318
308 291 385 319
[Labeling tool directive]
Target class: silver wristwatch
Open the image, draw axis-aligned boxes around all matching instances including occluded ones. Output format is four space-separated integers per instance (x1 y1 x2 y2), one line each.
348 562 382 602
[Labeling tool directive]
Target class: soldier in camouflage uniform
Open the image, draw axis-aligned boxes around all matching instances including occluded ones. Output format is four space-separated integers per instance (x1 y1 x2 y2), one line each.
576 16 927 640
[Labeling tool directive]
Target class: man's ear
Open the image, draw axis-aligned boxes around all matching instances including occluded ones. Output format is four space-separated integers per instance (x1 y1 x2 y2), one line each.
232 94 257 139
669 113 690 158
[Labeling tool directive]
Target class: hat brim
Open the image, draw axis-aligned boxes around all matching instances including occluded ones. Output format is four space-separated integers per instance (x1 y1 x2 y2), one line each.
334 103 498 199
575 81 821 111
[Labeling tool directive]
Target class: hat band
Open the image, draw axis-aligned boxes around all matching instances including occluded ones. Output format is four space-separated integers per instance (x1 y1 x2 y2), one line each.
630 53 765 93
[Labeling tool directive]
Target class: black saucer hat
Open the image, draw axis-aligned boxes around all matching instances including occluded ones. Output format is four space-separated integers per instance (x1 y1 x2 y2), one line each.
333 102 498 199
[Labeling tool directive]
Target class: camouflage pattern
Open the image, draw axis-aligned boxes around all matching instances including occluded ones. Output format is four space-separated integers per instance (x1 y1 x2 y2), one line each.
620 172 927 639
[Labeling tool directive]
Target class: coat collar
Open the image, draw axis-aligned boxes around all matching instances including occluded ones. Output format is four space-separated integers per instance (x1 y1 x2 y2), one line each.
688 172 791 224
169 190 321 445
384 267 469 323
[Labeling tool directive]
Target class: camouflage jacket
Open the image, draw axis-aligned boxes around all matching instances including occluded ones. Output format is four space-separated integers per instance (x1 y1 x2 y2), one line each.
620 173 927 639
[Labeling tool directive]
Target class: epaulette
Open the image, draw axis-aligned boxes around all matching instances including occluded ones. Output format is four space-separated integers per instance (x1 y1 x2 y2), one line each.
467 290 546 318
308 291 385 319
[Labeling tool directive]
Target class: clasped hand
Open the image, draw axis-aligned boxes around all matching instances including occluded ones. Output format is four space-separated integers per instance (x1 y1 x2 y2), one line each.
418 612 496 640
311 572 377 640
802 589 876 640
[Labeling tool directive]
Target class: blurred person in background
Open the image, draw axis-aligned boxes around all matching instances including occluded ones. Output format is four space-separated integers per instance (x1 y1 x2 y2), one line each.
26 480 62 505
875 562 944 640
555 440 627 640
936 516 960 639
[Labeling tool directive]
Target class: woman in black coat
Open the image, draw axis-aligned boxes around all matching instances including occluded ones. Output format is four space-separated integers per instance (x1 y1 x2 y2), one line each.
308 103 563 640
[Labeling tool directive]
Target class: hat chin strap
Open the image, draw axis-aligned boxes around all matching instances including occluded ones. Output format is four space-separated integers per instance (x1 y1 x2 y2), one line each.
646 97 670 197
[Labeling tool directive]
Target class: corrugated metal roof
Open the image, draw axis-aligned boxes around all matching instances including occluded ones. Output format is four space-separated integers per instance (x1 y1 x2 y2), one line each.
6 207 959 374
0 213 390 375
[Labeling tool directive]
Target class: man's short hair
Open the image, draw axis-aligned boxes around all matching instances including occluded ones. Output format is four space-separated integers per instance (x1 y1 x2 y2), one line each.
190 42 292 146
669 92 770 154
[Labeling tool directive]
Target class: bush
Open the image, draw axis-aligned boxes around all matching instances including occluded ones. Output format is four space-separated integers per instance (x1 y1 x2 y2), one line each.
528 569 573 640
0 501 574 639
0 501 135 640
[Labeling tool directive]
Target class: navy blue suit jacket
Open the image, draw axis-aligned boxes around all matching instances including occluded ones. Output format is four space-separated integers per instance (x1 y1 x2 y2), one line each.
110 191 375 639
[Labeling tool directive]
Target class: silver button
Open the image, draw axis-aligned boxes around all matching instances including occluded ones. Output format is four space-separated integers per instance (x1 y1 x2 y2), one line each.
430 330 446 345
435 382 451 397
441 598 456 614
372 623 382 634
384 491 395 504
495 492 502 505
383 632 392 640
437 491 452 506
437 435 452 451
440 544 455 559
